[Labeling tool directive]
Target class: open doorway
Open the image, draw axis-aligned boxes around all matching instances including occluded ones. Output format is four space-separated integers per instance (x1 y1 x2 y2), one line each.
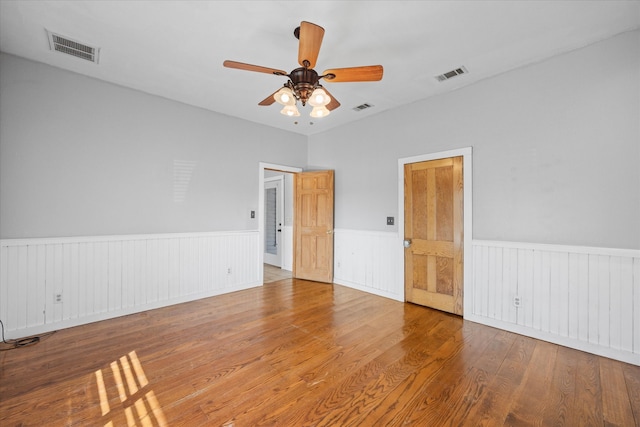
264 175 284 267
258 162 302 284
263 171 293 283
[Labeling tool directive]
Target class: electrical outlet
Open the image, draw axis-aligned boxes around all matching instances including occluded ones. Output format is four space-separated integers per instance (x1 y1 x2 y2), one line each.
250 210 255 219
386 216 394 226
54 293 63 304
227 268 232 274
513 296 521 307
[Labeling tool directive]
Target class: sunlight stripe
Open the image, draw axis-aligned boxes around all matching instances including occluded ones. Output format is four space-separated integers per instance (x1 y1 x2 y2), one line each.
134 397 153 427
128 351 149 388
145 390 168 427
110 361 127 402
94 369 110 416
124 407 136 427
120 355 138 395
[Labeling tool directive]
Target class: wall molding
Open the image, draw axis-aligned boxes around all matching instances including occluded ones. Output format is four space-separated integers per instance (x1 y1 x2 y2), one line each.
1 230 259 247
474 239 640 257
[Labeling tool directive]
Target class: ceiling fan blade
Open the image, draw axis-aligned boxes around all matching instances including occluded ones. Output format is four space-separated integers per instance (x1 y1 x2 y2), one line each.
298 21 324 68
258 89 280 106
223 60 287 76
322 87 341 111
322 65 384 82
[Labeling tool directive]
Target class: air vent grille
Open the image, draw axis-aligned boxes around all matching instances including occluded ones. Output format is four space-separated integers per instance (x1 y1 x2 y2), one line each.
435 66 467 82
47 30 100 63
352 103 374 112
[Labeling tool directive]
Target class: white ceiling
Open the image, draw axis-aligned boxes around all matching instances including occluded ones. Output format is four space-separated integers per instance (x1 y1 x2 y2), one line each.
1 1 638 136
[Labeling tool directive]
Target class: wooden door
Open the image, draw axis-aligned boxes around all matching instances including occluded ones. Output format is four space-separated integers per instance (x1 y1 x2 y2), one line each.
293 170 334 283
404 156 463 315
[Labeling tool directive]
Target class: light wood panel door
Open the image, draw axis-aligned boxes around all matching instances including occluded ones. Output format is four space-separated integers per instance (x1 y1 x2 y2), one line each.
293 170 334 283
404 156 463 315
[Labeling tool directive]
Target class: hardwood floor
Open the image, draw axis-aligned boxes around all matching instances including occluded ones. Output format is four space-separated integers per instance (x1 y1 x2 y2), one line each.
263 264 292 283
1 279 638 426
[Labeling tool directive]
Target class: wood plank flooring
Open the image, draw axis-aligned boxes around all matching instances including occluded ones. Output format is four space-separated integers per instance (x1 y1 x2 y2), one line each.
1 279 638 426
263 264 292 283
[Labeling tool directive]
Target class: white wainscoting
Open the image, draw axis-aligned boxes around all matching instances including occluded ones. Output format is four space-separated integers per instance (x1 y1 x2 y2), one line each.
470 240 640 365
0 231 260 338
281 225 293 272
333 229 403 301
332 230 639 365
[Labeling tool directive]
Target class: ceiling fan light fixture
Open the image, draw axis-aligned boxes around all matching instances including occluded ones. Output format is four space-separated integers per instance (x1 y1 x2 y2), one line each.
274 87 296 105
308 88 331 107
310 105 330 118
281 104 300 117
223 21 384 121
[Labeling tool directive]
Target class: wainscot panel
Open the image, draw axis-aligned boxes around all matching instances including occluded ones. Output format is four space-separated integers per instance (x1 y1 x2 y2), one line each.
0 231 260 338
333 229 403 302
470 240 640 366
281 225 293 272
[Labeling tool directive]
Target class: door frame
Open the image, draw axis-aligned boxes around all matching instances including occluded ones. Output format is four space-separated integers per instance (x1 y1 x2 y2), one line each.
398 147 473 316
258 162 303 284
264 175 285 267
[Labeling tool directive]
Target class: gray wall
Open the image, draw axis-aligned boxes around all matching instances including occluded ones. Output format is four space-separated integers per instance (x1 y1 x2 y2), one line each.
308 30 640 250
0 53 307 238
3 30 638 249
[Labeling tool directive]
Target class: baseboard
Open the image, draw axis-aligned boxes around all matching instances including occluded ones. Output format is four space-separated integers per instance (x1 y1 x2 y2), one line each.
465 313 639 366
3 281 262 340
333 277 403 302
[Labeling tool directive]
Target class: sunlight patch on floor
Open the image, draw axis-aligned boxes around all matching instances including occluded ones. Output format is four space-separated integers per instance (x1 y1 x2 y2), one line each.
95 350 167 427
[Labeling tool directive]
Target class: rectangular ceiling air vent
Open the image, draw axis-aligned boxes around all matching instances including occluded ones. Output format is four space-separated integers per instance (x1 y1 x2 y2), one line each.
352 103 374 112
46 30 100 64
435 66 467 82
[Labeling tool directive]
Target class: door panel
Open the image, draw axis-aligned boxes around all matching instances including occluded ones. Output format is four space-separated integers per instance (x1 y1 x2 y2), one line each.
264 178 283 266
405 156 463 315
294 170 334 283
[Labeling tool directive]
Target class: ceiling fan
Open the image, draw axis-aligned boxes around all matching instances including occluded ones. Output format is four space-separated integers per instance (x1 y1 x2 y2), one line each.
223 21 383 118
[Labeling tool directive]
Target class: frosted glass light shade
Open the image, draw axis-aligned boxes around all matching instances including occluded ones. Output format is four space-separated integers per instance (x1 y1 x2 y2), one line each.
280 105 300 116
308 88 330 107
274 87 296 105
310 105 330 118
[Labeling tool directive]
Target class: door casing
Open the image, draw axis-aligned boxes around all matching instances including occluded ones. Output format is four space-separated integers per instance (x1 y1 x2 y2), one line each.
398 148 473 316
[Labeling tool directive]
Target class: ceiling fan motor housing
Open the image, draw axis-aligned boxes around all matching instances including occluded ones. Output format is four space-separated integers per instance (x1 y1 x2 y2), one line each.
289 67 320 105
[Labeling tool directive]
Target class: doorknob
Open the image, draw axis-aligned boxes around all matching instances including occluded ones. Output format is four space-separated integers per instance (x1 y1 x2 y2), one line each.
403 239 412 248
326 230 333 234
